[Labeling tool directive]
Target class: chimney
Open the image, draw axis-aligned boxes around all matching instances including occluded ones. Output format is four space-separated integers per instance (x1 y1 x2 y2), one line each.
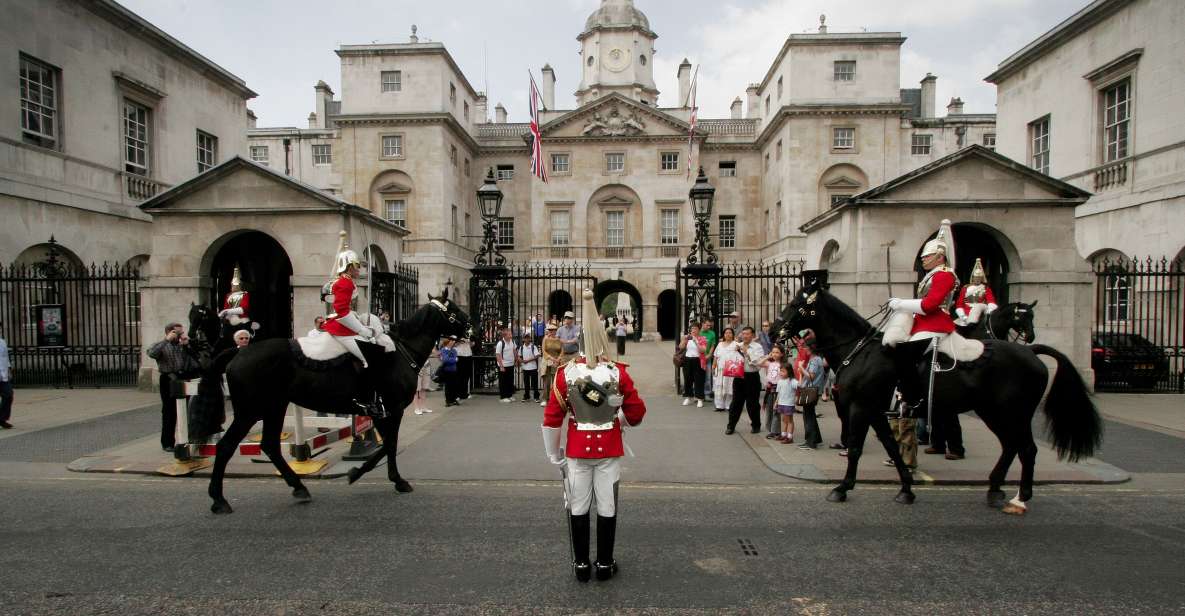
246 108 257 129
730 97 743 119
920 73 936 118
677 58 692 107
495 103 507 124
946 96 964 115
475 92 488 123
308 112 317 129
314 80 334 129
541 64 556 110
745 84 760 119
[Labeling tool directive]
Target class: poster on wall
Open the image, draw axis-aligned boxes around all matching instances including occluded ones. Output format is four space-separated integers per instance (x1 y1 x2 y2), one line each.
36 304 66 347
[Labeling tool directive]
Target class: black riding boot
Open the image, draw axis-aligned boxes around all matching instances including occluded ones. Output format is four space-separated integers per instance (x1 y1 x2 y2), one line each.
350 363 387 418
594 514 618 581
571 513 591 582
892 340 933 418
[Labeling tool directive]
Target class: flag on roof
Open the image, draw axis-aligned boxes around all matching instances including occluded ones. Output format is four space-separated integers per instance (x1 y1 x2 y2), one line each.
529 71 548 182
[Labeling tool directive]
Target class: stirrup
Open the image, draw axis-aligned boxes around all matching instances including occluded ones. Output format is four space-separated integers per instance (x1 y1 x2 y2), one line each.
573 561 592 583
350 397 387 418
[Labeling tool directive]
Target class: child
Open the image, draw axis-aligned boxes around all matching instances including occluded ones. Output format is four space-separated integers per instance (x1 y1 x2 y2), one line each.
759 345 784 439
520 334 541 402
775 364 798 444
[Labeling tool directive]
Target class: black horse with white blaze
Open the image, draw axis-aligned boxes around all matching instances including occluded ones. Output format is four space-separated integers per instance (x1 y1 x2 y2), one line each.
207 292 470 514
773 281 1100 514
957 300 1038 343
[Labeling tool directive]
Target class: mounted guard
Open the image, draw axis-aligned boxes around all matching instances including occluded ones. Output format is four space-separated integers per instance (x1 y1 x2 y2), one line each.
320 240 383 415
954 258 998 326
541 289 646 582
884 219 960 418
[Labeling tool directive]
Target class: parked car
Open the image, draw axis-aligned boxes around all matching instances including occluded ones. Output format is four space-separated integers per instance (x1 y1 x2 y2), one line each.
1091 333 1169 390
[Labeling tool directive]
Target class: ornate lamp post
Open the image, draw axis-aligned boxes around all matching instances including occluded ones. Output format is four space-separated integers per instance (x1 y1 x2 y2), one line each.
469 168 511 393
680 166 722 335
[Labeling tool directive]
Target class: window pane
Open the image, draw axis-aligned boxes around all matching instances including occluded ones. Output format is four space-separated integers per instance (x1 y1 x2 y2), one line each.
660 209 678 243
605 153 624 172
123 100 150 174
382 135 403 157
719 161 737 177
719 215 736 248
384 199 406 226
550 210 570 246
20 56 57 144
833 128 854 149
381 71 402 92
313 144 332 164
606 211 624 247
551 153 569 173
1103 80 1130 162
660 152 679 171
497 164 515 180
497 217 515 248
834 61 856 81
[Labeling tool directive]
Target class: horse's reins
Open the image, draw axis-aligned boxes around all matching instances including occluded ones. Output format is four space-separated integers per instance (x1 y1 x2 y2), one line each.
776 303 890 379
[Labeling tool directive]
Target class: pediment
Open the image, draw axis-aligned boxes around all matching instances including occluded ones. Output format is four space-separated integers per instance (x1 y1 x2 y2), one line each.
823 175 863 189
596 195 634 207
541 93 694 140
140 157 352 213
376 182 412 195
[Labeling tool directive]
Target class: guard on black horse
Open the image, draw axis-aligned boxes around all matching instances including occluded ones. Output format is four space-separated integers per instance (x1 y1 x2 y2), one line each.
321 245 385 416
954 258 997 327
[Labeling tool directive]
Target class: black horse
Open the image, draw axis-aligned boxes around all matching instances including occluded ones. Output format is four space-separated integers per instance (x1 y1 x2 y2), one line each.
956 301 1038 343
207 292 470 514
187 303 223 359
773 282 1101 514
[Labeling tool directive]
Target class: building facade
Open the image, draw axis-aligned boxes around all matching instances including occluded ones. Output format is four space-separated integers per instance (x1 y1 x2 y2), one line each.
986 0 1185 265
1 0 256 268
250 0 997 339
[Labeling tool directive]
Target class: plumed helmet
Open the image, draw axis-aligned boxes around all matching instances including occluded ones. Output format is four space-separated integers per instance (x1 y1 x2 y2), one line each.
231 264 242 288
970 258 986 284
920 219 956 270
335 248 361 275
580 288 612 368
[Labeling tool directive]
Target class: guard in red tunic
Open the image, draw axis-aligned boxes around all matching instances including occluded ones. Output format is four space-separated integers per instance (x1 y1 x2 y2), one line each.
954 258 998 326
322 246 382 415
541 289 646 582
886 219 960 416
218 265 256 343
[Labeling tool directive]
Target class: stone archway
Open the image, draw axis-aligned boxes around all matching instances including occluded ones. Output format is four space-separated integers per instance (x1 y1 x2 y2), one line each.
594 279 643 340
657 289 678 340
914 222 1014 304
201 230 294 339
819 239 841 269
547 289 574 323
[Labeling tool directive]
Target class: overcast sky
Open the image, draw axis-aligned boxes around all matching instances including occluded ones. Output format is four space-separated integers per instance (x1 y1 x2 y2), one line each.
119 0 1087 127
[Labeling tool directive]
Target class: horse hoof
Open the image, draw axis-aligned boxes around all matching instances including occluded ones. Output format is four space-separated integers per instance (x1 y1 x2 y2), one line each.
292 487 312 502
827 489 847 503
394 480 414 493
211 500 234 515
1002 503 1027 516
346 468 363 485
986 490 1006 509
894 491 916 505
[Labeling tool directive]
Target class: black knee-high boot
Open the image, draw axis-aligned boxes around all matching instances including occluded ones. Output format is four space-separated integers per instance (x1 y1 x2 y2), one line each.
570 513 591 582
594 514 618 580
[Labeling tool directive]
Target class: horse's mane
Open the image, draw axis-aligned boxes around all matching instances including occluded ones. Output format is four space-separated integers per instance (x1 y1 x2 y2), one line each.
818 289 876 334
388 303 435 340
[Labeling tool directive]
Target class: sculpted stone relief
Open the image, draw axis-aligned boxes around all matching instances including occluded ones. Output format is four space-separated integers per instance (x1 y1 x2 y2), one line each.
581 106 647 137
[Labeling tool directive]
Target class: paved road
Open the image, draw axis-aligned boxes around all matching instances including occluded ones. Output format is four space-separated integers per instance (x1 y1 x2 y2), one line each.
0 465 1183 615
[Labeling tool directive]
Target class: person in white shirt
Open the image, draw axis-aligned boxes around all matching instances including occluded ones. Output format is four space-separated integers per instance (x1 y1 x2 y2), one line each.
495 328 519 402
0 324 13 429
455 337 473 400
726 326 766 435
519 335 541 402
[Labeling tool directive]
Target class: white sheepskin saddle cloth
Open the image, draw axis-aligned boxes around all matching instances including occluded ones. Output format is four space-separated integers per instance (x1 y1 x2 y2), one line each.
881 310 984 362
296 313 396 361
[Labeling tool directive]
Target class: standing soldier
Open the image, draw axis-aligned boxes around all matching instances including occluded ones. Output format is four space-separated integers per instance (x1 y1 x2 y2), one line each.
954 258 998 326
541 289 646 582
886 219 959 418
321 243 382 416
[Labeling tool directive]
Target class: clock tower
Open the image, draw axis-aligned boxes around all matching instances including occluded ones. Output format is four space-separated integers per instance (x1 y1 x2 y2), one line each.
575 0 659 106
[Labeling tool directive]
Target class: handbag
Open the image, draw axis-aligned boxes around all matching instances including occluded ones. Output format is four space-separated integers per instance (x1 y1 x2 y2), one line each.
796 386 819 406
722 355 745 378
624 323 634 335
672 351 685 368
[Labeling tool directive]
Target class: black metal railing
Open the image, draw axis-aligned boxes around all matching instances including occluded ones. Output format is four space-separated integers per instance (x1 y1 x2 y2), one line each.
369 262 420 324
1092 255 1184 393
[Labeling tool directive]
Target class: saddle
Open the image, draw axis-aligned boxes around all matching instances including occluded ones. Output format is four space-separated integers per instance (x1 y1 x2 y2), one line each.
289 337 354 371
932 332 986 364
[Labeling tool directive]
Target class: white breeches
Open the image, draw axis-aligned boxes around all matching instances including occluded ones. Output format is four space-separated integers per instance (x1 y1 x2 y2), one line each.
333 335 368 368
566 456 620 517
966 303 988 324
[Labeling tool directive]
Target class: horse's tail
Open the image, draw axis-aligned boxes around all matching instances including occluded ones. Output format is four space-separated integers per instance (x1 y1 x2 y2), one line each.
1030 344 1103 462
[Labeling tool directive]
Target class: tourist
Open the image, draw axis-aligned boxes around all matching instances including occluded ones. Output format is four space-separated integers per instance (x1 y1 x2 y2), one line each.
757 321 774 355
307 316 325 337
759 345 784 439
677 322 707 407
700 318 717 400
540 322 563 406
795 331 826 450
726 326 763 435
884 391 918 470
615 318 628 358
557 311 581 363
531 312 547 341
774 364 797 443
711 327 739 412
455 337 473 400
495 327 519 402
726 311 746 336
520 334 541 402
439 335 460 407
0 322 12 429
412 345 436 416
233 329 251 348
926 412 966 460
146 322 197 452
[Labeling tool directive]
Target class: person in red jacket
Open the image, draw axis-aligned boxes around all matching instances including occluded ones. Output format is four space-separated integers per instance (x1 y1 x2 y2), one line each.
887 219 959 417
322 246 382 415
954 258 998 325
541 289 646 582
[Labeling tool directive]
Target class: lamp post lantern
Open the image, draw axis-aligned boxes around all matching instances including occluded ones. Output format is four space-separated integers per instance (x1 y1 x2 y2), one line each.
685 166 719 270
469 167 511 394
678 166 722 350
474 167 506 269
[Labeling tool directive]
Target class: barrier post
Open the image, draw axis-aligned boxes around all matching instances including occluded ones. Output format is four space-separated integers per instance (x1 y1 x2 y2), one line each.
158 377 212 476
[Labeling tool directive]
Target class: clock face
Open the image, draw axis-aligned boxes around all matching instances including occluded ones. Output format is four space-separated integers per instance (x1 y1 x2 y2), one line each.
604 47 631 72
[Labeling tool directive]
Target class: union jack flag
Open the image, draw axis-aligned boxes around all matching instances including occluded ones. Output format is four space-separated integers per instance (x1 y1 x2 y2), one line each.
529 72 547 182
686 65 698 179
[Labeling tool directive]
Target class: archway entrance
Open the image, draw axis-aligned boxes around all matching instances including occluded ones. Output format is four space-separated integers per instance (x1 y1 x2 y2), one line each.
203 230 293 340
657 289 678 340
915 223 1011 304
593 279 643 340
547 289 574 323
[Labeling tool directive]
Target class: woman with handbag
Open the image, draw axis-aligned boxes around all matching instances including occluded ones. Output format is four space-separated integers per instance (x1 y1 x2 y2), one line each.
794 330 826 450
677 323 708 407
712 328 741 412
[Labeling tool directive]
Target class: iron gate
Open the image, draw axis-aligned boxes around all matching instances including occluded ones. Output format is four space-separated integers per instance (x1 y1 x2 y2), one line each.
1092 255 1184 392
469 263 597 394
369 263 420 324
0 242 142 388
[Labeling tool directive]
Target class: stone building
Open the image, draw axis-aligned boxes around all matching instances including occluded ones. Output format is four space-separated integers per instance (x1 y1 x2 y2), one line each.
249 0 998 339
986 0 1185 266
1 0 256 268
